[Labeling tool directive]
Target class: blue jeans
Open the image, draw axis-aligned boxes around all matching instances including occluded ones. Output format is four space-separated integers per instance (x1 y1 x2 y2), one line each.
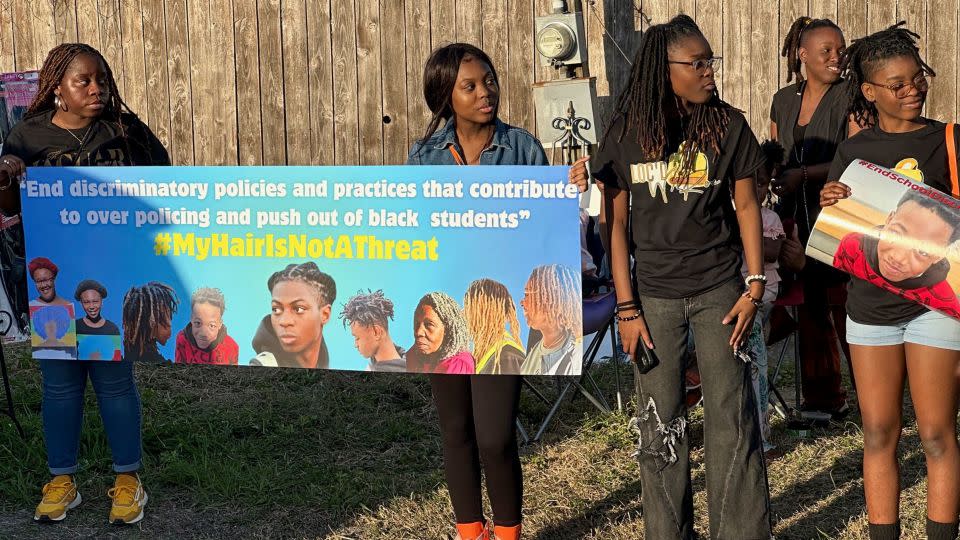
633 279 771 539
40 359 142 475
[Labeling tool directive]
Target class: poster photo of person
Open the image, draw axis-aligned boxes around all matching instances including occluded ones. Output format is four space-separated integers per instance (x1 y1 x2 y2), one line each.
251 262 336 369
520 264 583 376
30 303 77 359
808 159 960 319
175 287 239 365
339 289 405 372
74 279 121 361
121 282 179 363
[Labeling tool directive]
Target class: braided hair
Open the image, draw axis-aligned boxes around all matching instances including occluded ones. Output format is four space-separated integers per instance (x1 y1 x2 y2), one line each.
27 43 131 121
25 43 157 163
524 264 582 338
413 292 471 360
340 289 395 330
122 282 179 357
267 262 336 307
780 17 843 84
463 279 521 366
841 22 934 128
613 14 731 182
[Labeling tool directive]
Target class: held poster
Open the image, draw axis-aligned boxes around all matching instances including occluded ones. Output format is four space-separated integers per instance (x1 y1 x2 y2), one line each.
807 159 960 319
0 70 40 345
20 166 583 375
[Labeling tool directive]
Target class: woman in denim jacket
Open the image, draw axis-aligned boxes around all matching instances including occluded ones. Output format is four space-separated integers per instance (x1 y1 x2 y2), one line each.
405 43 551 540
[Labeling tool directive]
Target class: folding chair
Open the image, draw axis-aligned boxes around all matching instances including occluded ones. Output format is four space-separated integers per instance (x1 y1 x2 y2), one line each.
767 279 803 420
519 288 623 443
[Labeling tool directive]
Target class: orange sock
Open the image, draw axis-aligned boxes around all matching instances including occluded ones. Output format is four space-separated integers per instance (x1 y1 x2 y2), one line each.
456 521 487 540
492 524 521 540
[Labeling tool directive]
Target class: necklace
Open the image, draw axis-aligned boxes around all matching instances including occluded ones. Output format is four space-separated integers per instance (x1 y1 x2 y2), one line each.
543 331 566 350
457 125 496 164
62 123 94 151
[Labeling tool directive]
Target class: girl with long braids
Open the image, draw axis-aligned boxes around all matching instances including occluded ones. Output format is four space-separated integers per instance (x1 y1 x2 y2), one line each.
405 42 574 540
571 14 771 538
0 44 170 526
820 23 960 540
771 16 858 420
463 279 524 375
519 265 582 376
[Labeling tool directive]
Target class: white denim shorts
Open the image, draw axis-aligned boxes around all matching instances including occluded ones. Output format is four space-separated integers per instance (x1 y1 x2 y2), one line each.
846 310 960 351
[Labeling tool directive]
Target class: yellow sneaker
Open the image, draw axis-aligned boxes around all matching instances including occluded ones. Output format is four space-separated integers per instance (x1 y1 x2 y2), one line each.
34 475 82 522
107 473 148 525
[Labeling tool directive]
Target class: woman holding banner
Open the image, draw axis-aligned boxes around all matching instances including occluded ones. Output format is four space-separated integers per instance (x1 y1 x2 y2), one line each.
405 43 557 540
770 16 859 419
820 23 960 540
0 43 169 525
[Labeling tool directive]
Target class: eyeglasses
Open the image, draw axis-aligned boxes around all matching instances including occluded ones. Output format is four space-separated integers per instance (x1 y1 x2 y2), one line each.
668 57 722 74
867 73 933 99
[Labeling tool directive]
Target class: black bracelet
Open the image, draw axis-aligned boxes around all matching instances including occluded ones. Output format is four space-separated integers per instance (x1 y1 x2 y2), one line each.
615 304 642 315
616 299 640 308
617 312 642 322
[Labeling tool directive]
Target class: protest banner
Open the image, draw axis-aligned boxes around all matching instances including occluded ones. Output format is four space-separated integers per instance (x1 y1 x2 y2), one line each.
807 159 960 319
20 166 583 375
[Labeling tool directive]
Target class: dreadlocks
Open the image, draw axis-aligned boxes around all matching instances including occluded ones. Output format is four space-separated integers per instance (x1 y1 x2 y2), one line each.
340 289 395 329
525 265 582 338
780 17 843 84
463 279 521 369
841 21 934 128
613 14 731 182
122 282 179 357
414 292 471 360
267 262 337 307
27 43 130 121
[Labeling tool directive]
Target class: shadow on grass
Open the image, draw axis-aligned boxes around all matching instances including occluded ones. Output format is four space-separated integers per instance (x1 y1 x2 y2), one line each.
0 343 450 538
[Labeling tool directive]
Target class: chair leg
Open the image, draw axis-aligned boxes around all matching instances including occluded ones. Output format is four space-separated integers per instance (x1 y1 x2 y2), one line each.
515 418 530 446
521 377 552 406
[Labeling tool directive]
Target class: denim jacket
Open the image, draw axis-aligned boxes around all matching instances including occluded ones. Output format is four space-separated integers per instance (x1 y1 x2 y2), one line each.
406 118 548 166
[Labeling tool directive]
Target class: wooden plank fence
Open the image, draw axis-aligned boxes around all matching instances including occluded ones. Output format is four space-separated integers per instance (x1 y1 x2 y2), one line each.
0 0 955 164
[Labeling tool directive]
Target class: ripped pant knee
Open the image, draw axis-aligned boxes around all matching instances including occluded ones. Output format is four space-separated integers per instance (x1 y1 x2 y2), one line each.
629 396 687 469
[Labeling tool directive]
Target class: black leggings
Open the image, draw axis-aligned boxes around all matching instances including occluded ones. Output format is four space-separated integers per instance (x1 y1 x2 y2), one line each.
430 373 522 527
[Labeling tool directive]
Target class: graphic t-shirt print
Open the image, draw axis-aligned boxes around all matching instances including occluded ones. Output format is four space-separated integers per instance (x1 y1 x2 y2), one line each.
628 143 714 202
894 158 924 182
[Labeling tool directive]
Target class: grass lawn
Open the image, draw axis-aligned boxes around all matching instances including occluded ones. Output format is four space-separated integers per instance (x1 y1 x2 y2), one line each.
0 342 940 539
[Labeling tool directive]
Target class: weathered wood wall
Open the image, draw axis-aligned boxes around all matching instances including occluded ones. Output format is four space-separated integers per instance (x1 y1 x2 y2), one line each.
0 1 954 164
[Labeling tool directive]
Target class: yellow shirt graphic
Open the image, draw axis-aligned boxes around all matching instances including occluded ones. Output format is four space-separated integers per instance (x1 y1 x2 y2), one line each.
630 143 712 202
665 144 711 188
894 158 924 182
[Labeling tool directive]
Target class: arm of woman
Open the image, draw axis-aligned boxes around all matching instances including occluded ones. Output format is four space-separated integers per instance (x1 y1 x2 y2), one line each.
725 176 763 348
603 185 653 358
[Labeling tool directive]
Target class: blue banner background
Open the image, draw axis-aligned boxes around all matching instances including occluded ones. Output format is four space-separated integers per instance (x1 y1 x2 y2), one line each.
21 165 581 370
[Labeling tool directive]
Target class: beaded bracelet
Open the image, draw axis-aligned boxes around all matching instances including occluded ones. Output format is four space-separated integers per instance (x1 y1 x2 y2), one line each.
616 312 642 322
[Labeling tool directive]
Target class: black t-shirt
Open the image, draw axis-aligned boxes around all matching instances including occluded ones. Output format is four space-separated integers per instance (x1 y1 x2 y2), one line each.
2 110 169 168
76 318 120 336
770 80 851 245
828 119 957 325
592 109 764 298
